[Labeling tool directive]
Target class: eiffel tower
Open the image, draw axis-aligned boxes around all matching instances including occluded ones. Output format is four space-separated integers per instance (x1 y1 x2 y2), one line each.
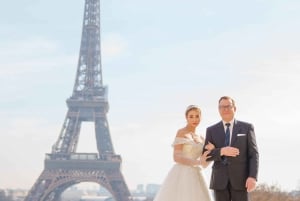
24 1 132 201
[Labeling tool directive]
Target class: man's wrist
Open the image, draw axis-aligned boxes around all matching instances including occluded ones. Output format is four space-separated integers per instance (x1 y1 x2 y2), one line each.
220 148 224 156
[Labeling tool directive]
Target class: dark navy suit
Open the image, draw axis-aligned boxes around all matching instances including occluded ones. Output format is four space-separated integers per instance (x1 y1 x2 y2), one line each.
204 119 259 201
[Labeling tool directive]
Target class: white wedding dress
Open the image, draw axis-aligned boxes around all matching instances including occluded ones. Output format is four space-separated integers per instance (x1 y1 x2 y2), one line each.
153 137 213 201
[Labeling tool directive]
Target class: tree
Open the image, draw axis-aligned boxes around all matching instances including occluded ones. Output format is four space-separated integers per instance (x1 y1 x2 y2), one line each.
251 183 300 201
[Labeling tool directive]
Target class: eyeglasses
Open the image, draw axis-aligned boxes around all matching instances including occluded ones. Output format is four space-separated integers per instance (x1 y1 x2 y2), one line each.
218 105 234 110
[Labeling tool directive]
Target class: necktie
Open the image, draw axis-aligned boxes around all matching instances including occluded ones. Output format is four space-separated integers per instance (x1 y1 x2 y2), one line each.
222 123 231 165
225 123 230 146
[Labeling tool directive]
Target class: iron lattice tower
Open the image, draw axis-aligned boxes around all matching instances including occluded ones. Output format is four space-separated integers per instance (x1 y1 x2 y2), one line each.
24 1 132 200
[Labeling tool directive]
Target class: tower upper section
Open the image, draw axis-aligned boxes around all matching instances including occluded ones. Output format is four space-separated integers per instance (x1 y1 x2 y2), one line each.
72 0 104 99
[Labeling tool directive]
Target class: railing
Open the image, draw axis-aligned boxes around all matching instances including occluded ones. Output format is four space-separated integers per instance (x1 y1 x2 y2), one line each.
45 153 121 161
44 153 122 170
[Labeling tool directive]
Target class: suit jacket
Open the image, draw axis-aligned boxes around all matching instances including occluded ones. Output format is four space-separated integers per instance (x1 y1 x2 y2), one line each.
204 119 259 190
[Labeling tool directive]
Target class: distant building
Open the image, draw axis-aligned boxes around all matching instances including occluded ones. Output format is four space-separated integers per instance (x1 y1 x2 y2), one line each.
79 195 110 201
290 190 300 197
0 183 161 201
1 189 27 201
136 184 145 194
145 184 160 198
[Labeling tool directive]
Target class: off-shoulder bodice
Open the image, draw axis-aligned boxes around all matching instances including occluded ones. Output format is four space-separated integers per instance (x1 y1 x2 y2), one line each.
172 137 204 160
153 135 213 201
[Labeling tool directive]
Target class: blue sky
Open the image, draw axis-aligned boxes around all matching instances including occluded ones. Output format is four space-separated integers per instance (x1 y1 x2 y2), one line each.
1 0 300 192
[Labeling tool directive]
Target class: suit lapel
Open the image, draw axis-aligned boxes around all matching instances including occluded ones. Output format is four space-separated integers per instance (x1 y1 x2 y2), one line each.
215 121 225 146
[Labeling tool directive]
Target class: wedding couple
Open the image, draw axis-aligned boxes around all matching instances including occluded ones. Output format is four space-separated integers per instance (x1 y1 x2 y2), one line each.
153 96 259 201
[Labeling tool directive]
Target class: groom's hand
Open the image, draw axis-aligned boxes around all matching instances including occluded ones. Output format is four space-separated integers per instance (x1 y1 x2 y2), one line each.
220 147 239 157
246 177 257 192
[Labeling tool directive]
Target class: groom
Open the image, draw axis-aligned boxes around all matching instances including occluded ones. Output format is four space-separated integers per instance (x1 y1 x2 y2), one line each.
204 96 259 201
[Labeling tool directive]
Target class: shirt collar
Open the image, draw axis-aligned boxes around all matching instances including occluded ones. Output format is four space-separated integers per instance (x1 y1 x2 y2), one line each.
222 119 234 127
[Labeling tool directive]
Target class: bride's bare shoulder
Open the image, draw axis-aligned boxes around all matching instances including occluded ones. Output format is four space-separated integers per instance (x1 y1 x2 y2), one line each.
176 128 191 138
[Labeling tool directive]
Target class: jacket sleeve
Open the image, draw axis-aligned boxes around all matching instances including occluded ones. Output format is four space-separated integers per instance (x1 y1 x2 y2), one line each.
247 123 259 180
204 127 223 162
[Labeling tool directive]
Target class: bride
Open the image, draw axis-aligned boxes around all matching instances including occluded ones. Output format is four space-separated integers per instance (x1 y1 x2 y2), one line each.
153 105 214 201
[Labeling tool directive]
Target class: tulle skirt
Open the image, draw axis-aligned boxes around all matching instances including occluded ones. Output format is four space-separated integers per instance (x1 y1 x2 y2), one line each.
153 163 213 201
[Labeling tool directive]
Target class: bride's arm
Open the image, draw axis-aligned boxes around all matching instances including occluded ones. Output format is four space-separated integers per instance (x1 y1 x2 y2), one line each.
173 144 202 166
200 141 215 168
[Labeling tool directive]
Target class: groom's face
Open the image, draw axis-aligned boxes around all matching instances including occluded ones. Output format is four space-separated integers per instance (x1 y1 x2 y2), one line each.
218 99 236 122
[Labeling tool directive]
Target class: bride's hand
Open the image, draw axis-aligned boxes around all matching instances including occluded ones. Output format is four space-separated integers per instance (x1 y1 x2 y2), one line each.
205 141 215 151
200 150 211 168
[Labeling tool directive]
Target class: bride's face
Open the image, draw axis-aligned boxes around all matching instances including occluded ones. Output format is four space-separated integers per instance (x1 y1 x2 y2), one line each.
186 109 201 128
